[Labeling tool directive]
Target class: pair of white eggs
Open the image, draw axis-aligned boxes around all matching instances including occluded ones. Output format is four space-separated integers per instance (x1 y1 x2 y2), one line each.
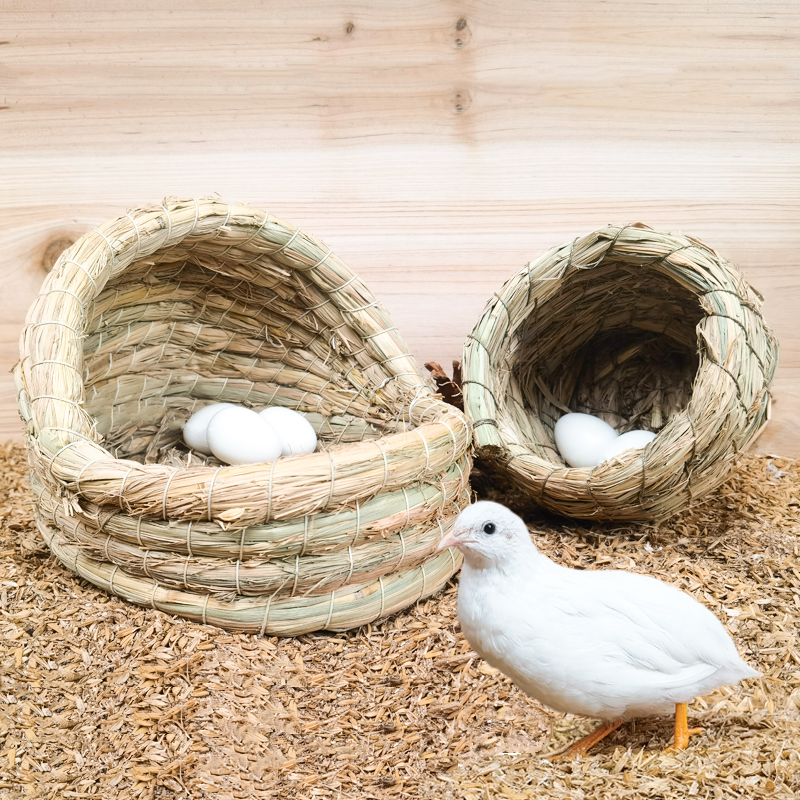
554 413 656 468
183 403 317 465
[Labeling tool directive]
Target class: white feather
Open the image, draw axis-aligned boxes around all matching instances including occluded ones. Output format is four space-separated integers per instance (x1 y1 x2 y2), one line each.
448 501 759 721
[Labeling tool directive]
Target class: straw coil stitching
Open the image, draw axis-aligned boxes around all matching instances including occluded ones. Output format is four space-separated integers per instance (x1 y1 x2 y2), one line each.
19 198 468 635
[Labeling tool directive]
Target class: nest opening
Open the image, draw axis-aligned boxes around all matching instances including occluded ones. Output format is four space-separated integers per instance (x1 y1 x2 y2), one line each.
512 261 703 462
84 250 419 465
463 224 778 521
18 199 471 634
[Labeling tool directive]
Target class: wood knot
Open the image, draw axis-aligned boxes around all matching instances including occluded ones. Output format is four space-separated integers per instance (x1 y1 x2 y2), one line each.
454 17 471 47
451 90 473 115
41 235 78 272
345 21 355 35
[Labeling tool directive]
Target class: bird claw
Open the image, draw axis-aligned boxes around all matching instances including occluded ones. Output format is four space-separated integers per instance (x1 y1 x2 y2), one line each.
663 727 704 753
545 744 590 761
544 719 625 760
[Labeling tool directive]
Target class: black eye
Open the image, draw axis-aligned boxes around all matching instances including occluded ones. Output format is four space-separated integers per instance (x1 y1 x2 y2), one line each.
482 522 496 535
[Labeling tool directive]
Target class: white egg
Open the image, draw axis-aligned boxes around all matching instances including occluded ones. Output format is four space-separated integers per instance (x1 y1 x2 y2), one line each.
207 406 282 465
554 413 619 468
183 402 235 454
599 429 657 463
259 407 318 456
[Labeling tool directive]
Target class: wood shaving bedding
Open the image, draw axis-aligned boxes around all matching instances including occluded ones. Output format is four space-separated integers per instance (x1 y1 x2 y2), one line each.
1 444 798 798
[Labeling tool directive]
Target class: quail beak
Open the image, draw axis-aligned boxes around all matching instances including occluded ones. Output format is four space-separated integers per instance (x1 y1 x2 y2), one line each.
435 526 464 553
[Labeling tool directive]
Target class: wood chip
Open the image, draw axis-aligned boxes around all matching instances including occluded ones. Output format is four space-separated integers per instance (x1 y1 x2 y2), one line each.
0 443 798 797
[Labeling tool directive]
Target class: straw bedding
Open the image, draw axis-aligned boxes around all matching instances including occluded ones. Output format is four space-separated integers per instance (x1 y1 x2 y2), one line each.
463 223 779 522
1 443 798 799
14 198 470 635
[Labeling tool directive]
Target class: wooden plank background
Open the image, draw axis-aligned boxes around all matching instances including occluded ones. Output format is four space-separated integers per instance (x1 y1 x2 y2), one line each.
2 0 799 453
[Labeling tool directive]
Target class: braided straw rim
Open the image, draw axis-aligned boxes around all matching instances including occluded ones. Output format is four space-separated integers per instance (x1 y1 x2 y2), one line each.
462 223 778 522
18 197 470 523
16 197 471 633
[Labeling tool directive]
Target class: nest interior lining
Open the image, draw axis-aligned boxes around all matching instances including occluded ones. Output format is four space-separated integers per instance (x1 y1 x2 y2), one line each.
83 254 417 463
511 261 704 459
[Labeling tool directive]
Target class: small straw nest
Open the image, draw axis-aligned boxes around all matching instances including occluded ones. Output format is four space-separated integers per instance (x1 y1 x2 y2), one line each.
463 223 779 521
15 197 471 635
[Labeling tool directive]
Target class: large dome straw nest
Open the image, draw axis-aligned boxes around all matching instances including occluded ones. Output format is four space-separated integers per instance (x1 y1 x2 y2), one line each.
15 197 471 635
463 223 778 522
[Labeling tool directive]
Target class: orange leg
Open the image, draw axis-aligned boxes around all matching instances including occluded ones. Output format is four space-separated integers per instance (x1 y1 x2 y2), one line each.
547 718 625 760
667 702 703 751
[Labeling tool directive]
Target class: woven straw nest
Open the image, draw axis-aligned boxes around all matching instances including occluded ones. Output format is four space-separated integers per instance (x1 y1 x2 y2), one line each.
16 197 471 635
463 223 779 522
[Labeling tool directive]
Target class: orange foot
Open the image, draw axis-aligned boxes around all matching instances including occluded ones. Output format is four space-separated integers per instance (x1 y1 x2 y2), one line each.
547 718 625 760
663 702 703 752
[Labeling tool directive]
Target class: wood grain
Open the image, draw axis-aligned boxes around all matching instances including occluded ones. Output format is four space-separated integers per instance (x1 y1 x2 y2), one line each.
2 1 799 454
